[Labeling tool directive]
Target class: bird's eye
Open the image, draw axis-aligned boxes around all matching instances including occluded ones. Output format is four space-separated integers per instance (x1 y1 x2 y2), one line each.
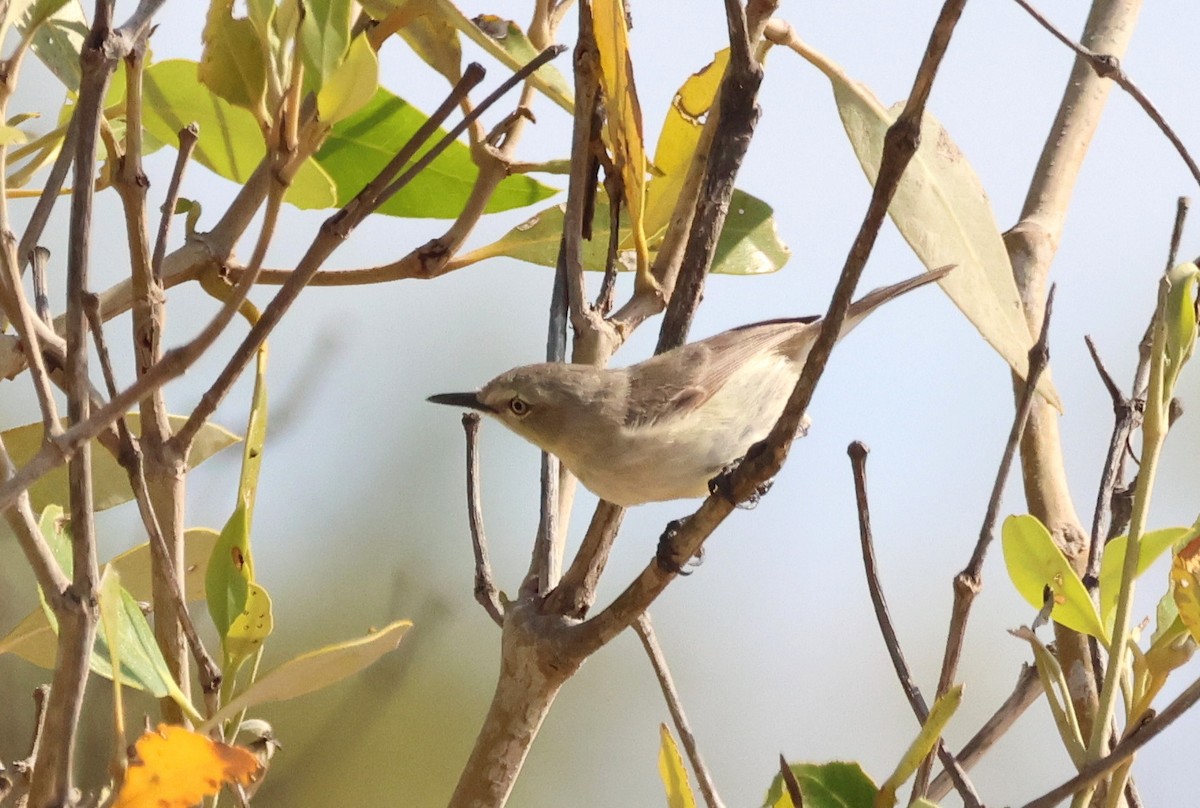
509 397 530 416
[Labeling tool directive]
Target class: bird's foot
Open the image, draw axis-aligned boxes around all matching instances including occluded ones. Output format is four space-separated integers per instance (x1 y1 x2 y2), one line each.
656 518 704 575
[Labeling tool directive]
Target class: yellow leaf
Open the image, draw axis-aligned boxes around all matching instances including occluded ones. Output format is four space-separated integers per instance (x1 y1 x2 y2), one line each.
657 725 697 808
225 582 274 677
592 0 654 293
116 724 259 808
644 50 729 239
317 31 379 125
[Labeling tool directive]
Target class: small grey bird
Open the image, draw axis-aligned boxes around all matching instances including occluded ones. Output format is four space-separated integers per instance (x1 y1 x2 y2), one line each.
430 266 950 507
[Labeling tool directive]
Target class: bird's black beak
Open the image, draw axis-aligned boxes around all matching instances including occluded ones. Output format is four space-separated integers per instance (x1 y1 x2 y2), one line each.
427 392 493 413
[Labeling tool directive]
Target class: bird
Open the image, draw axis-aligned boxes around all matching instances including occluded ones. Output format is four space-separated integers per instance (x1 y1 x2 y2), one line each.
429 266 951 507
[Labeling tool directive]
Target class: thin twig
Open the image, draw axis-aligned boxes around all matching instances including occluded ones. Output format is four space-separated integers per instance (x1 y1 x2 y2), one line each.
30 247 51 326
778 755 804 808
151 124 199 285
463 414 503 626
82 293 223 705
916 286 1056 796
28 0 128 799
1011 0 1200 189
1164 197 1190 273
0 436 70 598
16 114 78 280
634 614 724 808
1082 334 1134 584
847 442 981 808
656 0 765 353
0 234 62 435
927 664 1044 800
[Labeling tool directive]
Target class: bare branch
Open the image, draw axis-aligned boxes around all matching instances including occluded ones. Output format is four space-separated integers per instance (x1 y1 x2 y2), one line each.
916 287 1055 796
634 614 724 808
847 442 981 808
151 124 199 285
1011 0 1200 188
463 414 503 626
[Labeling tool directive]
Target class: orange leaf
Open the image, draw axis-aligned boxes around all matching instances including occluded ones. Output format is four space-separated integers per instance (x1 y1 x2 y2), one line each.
116 724 260 808
1172 533 1200 642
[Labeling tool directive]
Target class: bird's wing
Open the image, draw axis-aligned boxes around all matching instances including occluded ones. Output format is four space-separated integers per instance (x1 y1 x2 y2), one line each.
624 318 815 428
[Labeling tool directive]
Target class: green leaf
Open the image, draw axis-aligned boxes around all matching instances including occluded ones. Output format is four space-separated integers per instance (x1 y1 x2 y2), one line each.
21 0 85 90
658 725 698 808
455 187 786 274
206 502 251 642
314 86 556 218
317 30 379 125
1163 262 1198 388
200 620 412 731
141 59 337 210
1099 527 1191 627
0 528 219 669
764 761 876 808
1001 514 1107 642
791 39 1060 411
0 414 239 515
200 0 269 120
94 567 201 720
298 0 352 95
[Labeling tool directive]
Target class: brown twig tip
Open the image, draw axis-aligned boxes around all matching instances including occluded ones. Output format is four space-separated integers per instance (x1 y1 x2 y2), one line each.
1083 335 1124 408
847 440 869 461
778 755 804 807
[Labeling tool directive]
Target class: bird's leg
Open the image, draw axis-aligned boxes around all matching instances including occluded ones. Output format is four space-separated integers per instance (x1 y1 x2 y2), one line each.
656 517 704 575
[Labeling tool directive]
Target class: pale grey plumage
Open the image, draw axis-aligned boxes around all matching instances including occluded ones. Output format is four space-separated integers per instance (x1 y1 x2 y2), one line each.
430 266 951 506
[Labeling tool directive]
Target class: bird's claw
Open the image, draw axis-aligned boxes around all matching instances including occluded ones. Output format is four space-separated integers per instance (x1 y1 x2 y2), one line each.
656 518 704 575
708 452 774 509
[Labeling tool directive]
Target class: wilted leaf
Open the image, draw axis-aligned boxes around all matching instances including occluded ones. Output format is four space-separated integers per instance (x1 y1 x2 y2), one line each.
116 725 259 808
366 0 461 86
201 620 412 731
1172 532 1200 643
1002 514 1107 641
593 0 652 291
658 725 697 808
644 49 729 237
792 39 1059 410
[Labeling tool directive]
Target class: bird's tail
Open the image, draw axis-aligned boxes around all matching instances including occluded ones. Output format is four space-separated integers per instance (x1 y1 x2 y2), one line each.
842 264 954 335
